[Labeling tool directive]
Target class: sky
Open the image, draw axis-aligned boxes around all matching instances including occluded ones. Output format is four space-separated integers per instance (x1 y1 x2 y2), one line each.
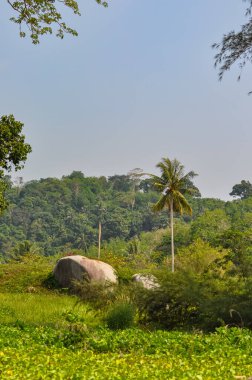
0 0 251 200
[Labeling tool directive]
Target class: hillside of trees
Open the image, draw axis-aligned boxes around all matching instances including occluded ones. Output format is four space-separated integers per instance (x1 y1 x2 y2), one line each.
0 171 251 267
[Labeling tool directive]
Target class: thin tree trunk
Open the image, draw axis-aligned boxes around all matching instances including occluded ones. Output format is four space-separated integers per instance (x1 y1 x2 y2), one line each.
170 199 174 272
98 221 102 259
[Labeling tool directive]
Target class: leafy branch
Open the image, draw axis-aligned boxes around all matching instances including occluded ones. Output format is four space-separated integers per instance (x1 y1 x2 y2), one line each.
213 0 252 80
6 0 108 44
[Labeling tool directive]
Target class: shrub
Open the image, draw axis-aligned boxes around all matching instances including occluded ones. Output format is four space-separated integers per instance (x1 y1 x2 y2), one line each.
106 302 135 330
134 271 201 330
73 279 117 308
133 241 252 331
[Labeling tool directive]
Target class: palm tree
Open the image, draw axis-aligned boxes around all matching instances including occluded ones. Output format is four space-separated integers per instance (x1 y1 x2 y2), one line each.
151 158 198 272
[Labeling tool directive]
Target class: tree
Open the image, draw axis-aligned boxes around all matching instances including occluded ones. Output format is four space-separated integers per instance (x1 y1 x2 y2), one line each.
213 0 252 80
0 114 31 213
220 228 252 277
190 209 231 246
151 158 198 272
230 180 252 199
127 168 144 209
6 0 108 44
108 174 133 192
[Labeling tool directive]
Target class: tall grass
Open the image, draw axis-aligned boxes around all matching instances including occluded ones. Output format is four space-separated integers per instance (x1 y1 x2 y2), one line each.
0 254 55 293
0 293 99 327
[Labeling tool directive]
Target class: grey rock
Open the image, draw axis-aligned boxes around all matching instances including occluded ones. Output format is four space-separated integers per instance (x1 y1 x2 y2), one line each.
53 255 117 287
132 273 159 290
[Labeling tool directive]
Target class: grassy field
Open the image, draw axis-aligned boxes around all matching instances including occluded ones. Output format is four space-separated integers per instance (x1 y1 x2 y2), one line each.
0 293 98 327
0 292 252 379
0 257 252 379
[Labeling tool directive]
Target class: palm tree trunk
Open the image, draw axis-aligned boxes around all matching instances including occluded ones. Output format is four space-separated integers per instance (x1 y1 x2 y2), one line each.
98 221 102 259
170 199 174 272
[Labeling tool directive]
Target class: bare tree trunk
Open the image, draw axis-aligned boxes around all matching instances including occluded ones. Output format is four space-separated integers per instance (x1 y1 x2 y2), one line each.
170 199 174 272
98 221 102 259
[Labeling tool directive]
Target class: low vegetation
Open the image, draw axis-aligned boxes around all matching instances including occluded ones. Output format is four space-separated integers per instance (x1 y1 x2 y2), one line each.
0 172 251 378
1 322 252 379
0 247 251 378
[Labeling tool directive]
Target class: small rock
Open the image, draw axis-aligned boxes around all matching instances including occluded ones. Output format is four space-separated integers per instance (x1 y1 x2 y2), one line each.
27 286 36 293
132 273 159 290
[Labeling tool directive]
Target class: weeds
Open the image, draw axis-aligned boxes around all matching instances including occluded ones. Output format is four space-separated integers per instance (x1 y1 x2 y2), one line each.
106 302 136 330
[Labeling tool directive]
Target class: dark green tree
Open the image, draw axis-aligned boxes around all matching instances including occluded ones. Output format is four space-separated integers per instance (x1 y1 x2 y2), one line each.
230 180 252 199
108 175 133 192
0 115 31 213
151 158 198 272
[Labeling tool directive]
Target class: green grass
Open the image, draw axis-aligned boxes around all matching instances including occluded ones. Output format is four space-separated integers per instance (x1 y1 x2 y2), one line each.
0 293 100 328
0 254 54 293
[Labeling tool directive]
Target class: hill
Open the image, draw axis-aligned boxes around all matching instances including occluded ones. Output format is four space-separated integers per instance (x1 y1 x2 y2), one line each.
0 171 251 264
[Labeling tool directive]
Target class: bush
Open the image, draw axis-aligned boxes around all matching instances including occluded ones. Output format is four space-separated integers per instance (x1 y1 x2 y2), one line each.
133 241 252 331
106 302 135 330
73 279 117 308
134 271 201 330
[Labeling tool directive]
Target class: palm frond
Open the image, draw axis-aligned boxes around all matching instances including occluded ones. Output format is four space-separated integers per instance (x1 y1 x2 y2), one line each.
149 174 167 192
152 194 169 212
170 158 185 180
172 190 192 215
156 161 171 183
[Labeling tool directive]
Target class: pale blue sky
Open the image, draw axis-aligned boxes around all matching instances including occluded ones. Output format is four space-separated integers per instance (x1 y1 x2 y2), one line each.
0 0 251 199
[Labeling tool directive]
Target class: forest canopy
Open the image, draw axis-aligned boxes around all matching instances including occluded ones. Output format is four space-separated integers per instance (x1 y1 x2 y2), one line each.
0 171 251 264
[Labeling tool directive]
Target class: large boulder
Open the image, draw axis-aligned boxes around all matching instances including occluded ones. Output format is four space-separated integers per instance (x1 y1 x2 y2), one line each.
132 273 159 290
53 255 117 287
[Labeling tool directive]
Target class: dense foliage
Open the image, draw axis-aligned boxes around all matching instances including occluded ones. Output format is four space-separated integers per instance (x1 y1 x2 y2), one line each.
0 171 251 263
0 171 168 258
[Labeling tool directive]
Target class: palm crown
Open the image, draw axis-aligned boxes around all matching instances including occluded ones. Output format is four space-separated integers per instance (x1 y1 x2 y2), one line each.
152 158 198 214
